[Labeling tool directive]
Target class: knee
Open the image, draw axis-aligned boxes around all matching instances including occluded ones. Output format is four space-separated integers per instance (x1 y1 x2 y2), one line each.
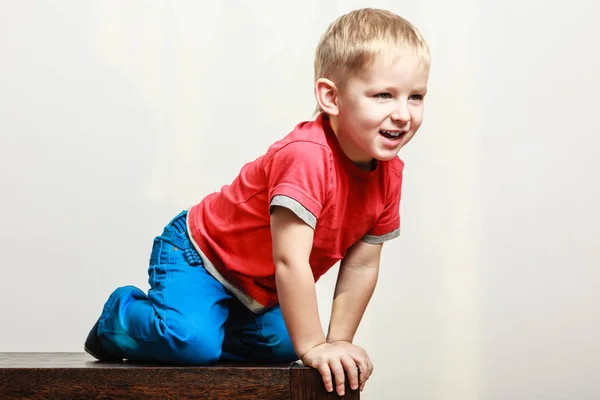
270 335 298 362
162 319 223 365
261 317 298 362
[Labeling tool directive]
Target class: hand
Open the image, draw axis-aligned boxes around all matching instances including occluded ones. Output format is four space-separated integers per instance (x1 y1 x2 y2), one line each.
300 342 359 396
329 341 373 392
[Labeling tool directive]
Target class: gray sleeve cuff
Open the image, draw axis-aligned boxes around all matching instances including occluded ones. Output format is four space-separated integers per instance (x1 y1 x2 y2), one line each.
361 228 401 244
270 195 317 229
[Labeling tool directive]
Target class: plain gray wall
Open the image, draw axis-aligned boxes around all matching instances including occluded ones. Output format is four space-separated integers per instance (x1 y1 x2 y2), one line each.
1 1 599 399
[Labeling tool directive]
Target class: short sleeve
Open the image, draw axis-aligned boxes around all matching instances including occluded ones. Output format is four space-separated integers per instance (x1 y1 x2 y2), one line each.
264 141 331 229
361 163 403 244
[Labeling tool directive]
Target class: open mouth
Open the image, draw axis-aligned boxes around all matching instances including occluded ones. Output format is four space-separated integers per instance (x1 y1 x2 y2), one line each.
379 130 404 140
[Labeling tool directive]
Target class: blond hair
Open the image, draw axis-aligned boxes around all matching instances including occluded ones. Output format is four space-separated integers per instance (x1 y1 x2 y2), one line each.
314 8 430 113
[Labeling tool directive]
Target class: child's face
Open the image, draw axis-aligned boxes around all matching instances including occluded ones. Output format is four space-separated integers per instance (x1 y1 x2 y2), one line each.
331 49 429 168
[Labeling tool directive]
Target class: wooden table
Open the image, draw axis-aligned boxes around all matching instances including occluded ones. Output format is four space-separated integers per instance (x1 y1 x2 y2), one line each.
0 353 359 399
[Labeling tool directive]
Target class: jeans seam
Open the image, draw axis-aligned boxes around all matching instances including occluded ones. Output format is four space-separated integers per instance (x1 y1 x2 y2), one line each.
98 291 116 334
164 258 170 329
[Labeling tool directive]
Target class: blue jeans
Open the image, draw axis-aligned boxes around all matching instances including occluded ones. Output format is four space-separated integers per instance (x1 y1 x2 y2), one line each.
96 211 297 364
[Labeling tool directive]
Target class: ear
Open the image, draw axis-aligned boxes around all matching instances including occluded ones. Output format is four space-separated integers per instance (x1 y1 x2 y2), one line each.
314 78 339 116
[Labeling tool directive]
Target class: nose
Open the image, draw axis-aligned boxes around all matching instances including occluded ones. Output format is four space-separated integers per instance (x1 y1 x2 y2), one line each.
391 101 411 124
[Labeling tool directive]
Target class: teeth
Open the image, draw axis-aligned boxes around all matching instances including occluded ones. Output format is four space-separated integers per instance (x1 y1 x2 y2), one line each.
381 130 401 138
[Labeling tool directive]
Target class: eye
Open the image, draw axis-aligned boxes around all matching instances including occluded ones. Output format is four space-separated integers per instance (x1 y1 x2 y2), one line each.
409 94 424 101
375 93 393 99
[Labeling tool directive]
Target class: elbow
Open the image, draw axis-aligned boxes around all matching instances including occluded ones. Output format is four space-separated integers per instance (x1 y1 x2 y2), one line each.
274 256 312 282
274 258 301 275
273 249 309 272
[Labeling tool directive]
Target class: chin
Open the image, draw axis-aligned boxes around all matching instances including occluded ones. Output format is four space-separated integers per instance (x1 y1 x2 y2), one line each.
375 155 399 162
373 148 403 161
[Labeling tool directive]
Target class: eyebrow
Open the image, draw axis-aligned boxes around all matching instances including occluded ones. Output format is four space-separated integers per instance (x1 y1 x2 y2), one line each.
380 86 428 93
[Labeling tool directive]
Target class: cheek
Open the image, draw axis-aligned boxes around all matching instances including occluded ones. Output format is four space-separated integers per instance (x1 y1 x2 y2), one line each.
354 106 381 127
410 108 424 129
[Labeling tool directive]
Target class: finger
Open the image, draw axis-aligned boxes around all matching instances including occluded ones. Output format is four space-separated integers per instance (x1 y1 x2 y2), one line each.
355 358 369 383
329 360 346 396
360 359 371 392
316 362 334 393
341 355 359 391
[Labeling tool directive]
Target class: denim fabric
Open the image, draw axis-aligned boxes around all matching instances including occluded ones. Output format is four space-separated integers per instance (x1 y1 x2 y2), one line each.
97 210 297 364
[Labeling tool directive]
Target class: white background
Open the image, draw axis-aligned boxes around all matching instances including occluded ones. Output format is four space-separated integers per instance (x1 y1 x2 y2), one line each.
1 1 599 399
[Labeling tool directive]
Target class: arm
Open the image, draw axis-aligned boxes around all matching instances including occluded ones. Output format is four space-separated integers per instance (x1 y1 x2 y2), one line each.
271 206 359 396
327 240 382 343
326 240 382 391
270 206 325 356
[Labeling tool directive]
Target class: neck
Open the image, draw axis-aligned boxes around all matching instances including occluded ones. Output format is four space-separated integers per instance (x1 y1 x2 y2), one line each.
328 115 376 171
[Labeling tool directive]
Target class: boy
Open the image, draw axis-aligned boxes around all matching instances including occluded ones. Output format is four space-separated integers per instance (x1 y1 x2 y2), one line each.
84 8 430 396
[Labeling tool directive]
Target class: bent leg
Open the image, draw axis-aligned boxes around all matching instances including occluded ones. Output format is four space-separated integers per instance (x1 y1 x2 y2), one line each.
222 301 298 363
97 211 231 364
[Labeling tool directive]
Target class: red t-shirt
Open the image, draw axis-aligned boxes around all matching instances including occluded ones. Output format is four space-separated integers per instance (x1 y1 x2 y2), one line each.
187 113 403 312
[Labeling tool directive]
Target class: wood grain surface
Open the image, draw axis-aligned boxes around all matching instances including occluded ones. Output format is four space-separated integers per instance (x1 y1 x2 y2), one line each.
0 353 359 399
